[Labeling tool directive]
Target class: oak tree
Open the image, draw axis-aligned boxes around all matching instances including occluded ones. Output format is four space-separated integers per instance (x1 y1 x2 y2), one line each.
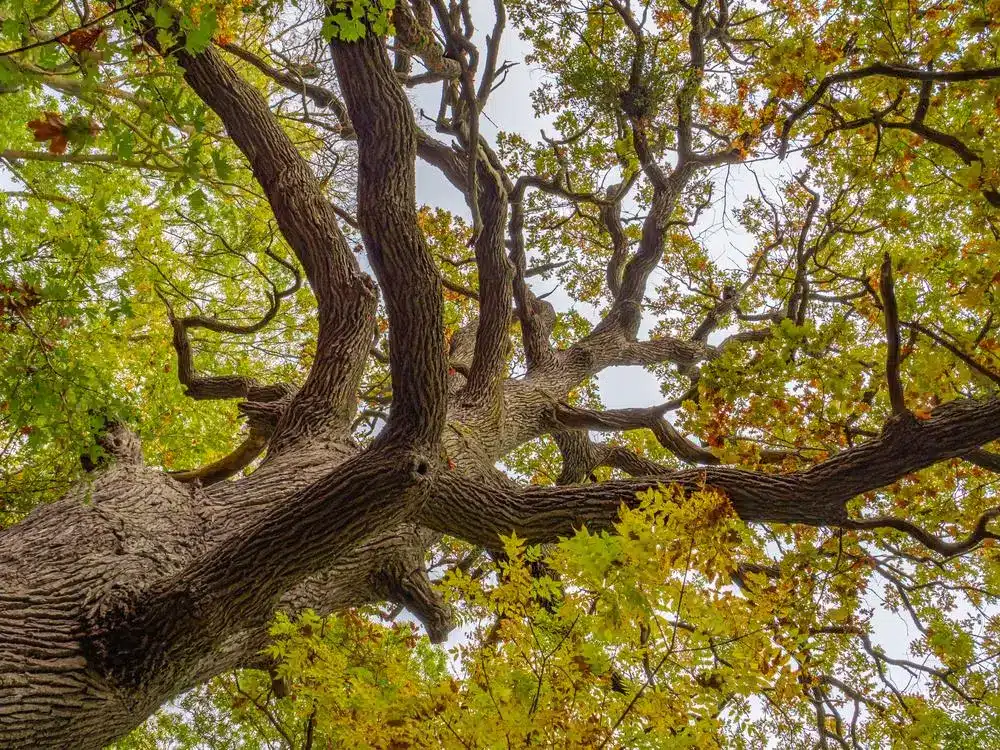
1 0 999 746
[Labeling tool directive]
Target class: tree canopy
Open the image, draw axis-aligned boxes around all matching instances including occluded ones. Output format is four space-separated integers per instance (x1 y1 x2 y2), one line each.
0 0 999 746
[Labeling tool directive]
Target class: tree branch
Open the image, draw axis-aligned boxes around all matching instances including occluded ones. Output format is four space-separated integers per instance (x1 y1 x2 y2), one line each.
423 396 1000 546
844 507 1000 558
169 429 268 487
163 41 378 448
86 445 435 688
509 181 557 371
779 62 1000 157
1 149 185 174
219 42 351 129
329 31 447 446
157 288 292 403
462 158 513 407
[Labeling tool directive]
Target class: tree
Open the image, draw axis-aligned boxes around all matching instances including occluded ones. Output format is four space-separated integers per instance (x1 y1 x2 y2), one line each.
1 0 999 745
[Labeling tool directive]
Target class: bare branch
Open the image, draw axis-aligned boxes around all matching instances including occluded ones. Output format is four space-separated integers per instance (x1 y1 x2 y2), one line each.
156 288 291 403
844 506 1000 558
1 149 185 174
219 42 351 129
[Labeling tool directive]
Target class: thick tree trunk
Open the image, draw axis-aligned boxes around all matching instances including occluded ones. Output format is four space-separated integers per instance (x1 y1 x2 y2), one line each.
0 446 209 746
0 434 413 748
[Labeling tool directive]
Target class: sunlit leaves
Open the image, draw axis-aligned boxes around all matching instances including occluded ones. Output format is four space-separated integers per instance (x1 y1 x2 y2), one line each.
121 481 1000 747
322 0 396 41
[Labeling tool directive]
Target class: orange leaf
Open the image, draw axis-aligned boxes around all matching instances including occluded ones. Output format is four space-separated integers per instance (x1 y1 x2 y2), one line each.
48 134 69 155
913 408 933 420
58 26 104 53
27 111 66 143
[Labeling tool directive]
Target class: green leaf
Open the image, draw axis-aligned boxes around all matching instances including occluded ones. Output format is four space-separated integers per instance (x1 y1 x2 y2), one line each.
184 10 217 54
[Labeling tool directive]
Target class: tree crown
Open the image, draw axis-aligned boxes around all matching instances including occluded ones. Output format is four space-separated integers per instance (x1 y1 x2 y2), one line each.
1 0 999 746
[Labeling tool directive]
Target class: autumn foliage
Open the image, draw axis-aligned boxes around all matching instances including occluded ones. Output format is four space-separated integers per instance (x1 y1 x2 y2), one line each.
1 0 1000 747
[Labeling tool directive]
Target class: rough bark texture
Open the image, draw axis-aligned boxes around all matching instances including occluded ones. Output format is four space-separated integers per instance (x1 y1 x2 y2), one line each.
2 14 1000 750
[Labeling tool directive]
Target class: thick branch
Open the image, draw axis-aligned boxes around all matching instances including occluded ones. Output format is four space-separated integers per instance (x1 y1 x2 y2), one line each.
463 159 513 406
329 32 447 445
554 430 673 484
86 445 435 688
423 396 1000 546
551 402 720 465
369 526 453 643
170 44 377 446
965 449 1000 472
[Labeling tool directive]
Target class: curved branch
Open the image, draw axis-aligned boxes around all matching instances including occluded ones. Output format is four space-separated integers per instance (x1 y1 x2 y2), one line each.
176 248 301 336
423 396 1000 546
551 402 720 465
844 507 1000 559
169 429 268 487
369 526 453 642
779 62 1000 157
157 288 291 402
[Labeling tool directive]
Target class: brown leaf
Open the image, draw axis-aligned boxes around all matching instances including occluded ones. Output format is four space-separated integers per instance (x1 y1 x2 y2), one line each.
58 27 104 53
27 112 99 154
27 112 66 144
48 134 69 155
